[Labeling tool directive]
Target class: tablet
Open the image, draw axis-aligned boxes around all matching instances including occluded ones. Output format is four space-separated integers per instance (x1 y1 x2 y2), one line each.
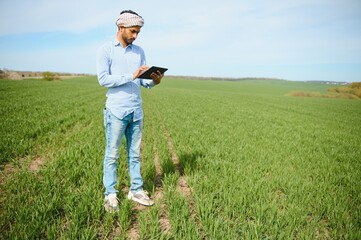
138 66 168 79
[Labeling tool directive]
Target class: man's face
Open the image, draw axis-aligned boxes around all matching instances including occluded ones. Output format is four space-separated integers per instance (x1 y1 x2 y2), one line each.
119 26 141 46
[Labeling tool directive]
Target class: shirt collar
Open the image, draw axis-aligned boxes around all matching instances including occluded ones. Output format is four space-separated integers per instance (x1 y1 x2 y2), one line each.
113 39 133 49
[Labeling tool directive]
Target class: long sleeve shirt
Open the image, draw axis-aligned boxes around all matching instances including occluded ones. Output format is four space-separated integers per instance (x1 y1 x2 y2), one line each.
96 39 155 121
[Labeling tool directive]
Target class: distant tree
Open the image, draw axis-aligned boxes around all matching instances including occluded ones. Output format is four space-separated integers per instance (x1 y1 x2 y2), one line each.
42 71 55 81
0 69 7 79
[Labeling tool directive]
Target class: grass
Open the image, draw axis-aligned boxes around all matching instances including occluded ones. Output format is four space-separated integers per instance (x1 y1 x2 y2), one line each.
1 77 360 239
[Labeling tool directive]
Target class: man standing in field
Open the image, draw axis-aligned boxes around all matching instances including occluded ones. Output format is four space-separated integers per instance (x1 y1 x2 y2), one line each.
96 10 163 212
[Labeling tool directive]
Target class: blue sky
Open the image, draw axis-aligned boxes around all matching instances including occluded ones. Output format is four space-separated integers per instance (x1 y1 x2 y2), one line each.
0 0 361 82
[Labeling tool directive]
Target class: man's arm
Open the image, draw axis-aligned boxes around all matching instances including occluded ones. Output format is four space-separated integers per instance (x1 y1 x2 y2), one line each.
140 79 155 89
96 45 133 88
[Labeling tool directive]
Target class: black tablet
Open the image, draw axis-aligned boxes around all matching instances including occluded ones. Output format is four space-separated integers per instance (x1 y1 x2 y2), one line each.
138 66 168 79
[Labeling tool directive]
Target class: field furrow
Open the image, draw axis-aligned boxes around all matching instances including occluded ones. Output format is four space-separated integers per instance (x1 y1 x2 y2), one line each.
154 106 208 239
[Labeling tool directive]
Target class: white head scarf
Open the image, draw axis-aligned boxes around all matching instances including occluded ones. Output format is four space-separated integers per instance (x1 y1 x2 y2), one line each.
116 11 144 28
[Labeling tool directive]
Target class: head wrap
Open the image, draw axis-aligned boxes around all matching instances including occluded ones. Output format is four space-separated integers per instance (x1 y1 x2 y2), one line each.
116 11 144 28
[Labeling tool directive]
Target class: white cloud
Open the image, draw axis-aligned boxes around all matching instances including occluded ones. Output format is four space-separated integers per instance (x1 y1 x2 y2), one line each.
0 0 116 35
1 0 360 81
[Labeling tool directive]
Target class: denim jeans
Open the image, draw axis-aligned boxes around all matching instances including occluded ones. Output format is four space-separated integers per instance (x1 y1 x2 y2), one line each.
103 108 143 195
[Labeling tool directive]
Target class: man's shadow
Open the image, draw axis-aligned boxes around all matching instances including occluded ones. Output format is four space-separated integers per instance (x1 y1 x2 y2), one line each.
143 151 205 191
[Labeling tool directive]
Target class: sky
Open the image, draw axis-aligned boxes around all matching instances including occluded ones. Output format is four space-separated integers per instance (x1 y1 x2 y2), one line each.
0 0 361 82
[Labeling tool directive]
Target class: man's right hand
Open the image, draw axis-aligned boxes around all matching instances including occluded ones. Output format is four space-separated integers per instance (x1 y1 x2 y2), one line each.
133 66 149 79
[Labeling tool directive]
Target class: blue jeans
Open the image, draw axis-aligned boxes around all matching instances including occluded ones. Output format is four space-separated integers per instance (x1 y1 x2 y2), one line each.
103 108 143 195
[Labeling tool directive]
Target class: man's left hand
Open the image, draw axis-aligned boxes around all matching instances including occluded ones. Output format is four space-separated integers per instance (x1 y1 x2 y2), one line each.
150 70 163 85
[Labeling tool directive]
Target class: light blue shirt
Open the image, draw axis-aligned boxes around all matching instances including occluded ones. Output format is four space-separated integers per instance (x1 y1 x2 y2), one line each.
96 39 155 121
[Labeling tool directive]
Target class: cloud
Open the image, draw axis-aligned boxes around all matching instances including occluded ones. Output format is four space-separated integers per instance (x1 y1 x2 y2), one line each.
1 0 361 81
138 0 361 70
0 0 116 35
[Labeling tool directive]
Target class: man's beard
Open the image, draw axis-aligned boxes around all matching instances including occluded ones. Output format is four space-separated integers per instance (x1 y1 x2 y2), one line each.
123 36 135 45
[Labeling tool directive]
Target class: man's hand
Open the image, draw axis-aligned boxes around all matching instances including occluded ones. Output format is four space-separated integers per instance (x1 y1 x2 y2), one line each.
150 70 163 85
133 66 149 79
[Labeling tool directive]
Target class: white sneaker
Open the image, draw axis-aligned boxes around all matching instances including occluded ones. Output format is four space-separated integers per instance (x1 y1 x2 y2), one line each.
128 190 154 206
104 193 119 213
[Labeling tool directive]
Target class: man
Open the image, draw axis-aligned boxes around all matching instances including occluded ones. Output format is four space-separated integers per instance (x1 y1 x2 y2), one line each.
96 10 163 212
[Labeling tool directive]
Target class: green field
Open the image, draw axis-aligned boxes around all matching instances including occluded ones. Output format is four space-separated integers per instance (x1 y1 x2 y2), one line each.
0 77 360 239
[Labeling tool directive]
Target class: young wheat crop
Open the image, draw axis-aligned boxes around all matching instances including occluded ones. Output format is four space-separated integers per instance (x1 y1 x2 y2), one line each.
0 77 360 239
